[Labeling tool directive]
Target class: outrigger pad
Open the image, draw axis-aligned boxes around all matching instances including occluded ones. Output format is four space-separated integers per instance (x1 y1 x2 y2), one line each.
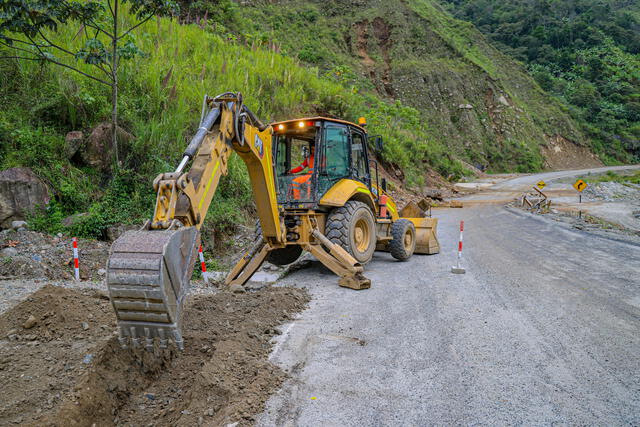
106 227 200 350
339 272 371 290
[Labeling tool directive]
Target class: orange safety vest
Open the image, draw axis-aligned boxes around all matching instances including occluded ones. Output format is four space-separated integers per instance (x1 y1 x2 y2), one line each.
290 154 314 174
291 154 314 199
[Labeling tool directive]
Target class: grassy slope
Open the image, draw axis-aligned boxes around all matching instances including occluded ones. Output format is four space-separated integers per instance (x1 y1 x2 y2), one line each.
0 12 460 240
234 0 589 172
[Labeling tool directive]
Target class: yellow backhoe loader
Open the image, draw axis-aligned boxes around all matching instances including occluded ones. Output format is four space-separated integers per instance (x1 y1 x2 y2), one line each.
107 92 439 350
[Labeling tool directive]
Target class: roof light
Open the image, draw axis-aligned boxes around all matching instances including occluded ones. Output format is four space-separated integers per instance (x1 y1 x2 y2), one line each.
358 117 367 126
277 124 285 131
298 121 305 128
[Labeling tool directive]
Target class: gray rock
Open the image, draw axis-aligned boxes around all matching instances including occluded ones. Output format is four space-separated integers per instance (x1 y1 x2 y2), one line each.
458 104 473 109
423 188 444 201
64 131 84 159
82 354 94 364
97 268 107 276
81 322 89 330
498 95 510 106
11 220 27 229
106 224 138 242
1 247 17 257
0 167 50 229
230 284 245 294
62 212 89 228
79 123 133 172
22 315 37 329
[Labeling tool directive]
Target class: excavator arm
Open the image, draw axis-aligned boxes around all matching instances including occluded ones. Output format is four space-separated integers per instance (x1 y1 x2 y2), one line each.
106 93 283 350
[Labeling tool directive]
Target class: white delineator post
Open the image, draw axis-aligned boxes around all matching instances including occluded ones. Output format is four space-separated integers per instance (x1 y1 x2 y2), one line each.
72 237 80 281
198 244 209 283
451 221 466 274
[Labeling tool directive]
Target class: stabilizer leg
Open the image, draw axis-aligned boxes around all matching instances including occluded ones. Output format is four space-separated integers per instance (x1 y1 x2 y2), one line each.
306 229 371 290
225 240 270 286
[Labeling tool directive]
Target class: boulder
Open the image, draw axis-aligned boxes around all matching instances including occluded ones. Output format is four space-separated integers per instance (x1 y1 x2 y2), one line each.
11 220 28 230
1 247 18 257
79 123 133 172
498 95 510 106
106 224 139 241
0 168 50 229
423 188 444 201
64 131 84 159
62 212 89 228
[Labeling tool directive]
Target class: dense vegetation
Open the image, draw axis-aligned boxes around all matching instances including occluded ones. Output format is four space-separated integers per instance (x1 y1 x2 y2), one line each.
0 8 461 240
442 0 640 162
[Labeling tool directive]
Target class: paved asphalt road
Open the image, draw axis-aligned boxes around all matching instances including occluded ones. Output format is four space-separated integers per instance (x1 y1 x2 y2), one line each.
257 170 640 426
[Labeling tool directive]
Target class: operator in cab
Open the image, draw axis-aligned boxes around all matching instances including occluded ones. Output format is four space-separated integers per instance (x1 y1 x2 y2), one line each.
291 144 315 199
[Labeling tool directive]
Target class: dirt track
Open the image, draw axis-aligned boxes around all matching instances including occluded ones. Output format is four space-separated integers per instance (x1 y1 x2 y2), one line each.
0 284 308 426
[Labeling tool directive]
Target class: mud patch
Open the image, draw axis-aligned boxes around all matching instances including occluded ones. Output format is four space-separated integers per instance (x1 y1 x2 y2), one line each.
0 284 309 426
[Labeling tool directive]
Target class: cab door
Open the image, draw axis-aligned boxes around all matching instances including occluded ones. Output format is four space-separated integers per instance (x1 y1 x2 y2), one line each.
350 128 370 186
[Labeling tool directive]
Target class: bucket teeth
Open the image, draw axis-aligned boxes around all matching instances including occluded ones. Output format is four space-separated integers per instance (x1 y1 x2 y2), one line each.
106 228 199 351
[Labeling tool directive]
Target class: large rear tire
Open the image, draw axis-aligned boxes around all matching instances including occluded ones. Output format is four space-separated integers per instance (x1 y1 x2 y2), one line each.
255 221 302 266
389 219 416 261
326 200 376 264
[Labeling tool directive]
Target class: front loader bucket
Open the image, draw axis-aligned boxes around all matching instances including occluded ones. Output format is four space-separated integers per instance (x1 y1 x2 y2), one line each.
106 227 200 350
406 217 440 254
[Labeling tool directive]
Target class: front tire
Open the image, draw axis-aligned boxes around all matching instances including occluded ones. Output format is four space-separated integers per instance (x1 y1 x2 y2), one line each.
326 201 376 264
389 219 416 261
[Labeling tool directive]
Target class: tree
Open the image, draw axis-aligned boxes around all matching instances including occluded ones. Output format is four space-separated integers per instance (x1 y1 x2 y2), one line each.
0 0 179 168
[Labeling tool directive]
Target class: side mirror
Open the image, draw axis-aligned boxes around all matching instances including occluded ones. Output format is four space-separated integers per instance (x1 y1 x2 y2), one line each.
381 178 387 192
373 136 384 154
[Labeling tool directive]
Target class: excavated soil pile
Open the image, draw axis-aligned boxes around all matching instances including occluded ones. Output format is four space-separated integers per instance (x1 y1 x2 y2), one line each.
0 284 309 426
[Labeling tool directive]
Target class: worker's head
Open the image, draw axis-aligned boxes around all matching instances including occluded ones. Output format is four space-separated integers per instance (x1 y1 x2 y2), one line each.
302 145 315 159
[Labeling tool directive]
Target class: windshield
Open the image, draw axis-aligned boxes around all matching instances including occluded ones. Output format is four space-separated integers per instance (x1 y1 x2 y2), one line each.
274 127 317 204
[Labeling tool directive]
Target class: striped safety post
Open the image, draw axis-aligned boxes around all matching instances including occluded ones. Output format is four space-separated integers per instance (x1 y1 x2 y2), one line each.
451 220 466 274
198 244 209 283
72 237 80 281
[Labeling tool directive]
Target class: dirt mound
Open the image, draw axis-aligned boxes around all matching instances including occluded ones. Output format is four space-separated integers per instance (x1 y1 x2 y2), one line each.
0 284 309 426
0 229 109 281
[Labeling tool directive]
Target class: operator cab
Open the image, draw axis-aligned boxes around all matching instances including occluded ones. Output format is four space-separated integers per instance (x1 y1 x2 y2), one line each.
273 117 372 208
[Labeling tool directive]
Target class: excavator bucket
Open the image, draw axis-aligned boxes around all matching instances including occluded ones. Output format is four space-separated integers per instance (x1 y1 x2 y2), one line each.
106 227 200 350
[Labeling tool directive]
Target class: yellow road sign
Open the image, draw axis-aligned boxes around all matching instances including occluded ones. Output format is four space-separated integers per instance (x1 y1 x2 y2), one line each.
537 180 546 189
573 179 587 192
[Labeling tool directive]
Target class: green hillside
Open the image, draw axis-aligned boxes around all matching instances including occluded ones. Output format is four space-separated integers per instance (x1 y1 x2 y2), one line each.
441 0 640 163
212 0 596 170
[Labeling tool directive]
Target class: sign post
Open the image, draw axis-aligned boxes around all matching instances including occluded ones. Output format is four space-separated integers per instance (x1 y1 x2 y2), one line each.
573 179 587 219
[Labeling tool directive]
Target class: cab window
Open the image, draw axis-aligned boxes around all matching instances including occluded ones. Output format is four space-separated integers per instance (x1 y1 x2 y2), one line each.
351 131 368 184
